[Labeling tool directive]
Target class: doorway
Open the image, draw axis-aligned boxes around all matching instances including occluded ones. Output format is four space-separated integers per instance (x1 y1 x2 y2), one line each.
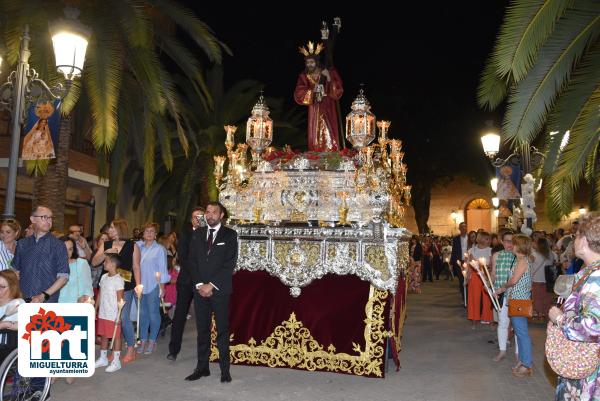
465 198 492 233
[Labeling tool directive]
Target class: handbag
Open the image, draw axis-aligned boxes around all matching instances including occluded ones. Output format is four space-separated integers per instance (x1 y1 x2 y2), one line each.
545 322 600 379
507 255 533 318
508 298 533 318
545 265 600 379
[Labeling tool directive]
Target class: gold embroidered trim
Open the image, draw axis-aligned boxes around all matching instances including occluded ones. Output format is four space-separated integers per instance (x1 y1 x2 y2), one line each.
210 286 392 377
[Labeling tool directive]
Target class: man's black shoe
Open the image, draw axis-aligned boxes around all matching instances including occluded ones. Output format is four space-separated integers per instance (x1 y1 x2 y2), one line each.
167 353 177 361
185 368 210 381
220 372 232 383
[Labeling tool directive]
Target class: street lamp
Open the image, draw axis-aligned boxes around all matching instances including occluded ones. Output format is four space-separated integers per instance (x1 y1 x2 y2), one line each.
0 10 90 220
491 197 499 208
579 206 587 215
481 133 500 159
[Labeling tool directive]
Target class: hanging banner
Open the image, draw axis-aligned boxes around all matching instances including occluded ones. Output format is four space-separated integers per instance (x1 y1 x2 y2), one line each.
496 163 521 200
21 100 61 160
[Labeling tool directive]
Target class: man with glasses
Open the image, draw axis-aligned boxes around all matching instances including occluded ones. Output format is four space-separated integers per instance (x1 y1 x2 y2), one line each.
13 206 69 303
69 224 92 261
490 229 514 362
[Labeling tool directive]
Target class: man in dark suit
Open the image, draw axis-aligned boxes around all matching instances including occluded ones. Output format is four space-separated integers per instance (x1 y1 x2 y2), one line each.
185 202 238 383
167 207 205 361
450 222 468 302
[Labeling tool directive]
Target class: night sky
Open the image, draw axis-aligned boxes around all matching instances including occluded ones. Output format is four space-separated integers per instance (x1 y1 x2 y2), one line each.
194 3 509 181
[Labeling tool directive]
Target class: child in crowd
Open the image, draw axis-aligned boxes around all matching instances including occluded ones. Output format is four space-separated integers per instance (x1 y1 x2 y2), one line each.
95 253 125 373
164 255 179 319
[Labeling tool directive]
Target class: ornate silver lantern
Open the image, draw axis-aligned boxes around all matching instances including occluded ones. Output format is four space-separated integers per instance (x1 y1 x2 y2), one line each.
246 94 273 158
345 89 376 149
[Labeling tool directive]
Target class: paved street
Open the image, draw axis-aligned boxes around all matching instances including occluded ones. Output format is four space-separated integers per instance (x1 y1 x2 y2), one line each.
54 280 556 401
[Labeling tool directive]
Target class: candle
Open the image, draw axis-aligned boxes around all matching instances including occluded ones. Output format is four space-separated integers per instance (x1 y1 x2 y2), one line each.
109 299 126 350
224 125 237 151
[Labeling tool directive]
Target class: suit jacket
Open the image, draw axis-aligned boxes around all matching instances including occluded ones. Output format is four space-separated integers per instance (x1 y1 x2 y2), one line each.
450 235 464 268
188 225 238 296
176 223 200 288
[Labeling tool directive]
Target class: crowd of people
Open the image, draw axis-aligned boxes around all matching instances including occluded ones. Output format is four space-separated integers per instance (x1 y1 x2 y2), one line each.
0 204 236 382
0 204 598 399
408 215 600 400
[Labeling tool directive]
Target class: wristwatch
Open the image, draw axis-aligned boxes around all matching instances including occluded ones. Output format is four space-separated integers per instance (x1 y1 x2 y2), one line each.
42 291 50 301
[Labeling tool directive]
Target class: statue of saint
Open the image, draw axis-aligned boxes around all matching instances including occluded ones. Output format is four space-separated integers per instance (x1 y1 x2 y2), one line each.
294 41 343 151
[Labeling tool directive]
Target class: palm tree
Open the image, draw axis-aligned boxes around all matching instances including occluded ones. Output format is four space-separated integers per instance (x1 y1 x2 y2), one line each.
0 0 228 229
478 0 600 222
125 67 304 229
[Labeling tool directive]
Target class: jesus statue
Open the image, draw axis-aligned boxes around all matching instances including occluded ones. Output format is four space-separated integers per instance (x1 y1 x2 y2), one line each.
294 41 343 151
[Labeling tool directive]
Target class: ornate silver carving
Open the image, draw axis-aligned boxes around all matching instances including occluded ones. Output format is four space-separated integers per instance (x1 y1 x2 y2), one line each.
234 225 410 297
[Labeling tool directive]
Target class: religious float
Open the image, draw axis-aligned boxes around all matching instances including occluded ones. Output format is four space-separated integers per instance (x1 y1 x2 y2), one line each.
207 84 413 378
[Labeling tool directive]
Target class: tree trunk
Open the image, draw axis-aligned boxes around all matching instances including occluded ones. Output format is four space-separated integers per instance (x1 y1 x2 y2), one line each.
412 181 432 234
33 116 71 232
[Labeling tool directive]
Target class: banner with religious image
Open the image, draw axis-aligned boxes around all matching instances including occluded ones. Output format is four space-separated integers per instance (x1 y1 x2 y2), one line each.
496 163 521 200
21 100 61 160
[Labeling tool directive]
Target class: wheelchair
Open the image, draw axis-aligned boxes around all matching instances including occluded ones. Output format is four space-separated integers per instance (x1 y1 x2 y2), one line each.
0 330 52 401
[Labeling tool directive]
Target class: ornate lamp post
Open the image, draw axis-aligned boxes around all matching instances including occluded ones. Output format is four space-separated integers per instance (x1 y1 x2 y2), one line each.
0 9 90 219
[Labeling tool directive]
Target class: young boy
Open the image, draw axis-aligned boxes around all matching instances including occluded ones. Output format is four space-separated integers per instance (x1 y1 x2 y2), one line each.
95 253 125 372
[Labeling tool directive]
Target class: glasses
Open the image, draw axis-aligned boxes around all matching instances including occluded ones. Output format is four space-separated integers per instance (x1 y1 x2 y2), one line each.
33 215 53 221
70 230 81 234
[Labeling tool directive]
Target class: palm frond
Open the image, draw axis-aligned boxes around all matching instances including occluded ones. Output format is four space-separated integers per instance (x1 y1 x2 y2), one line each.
477 58 510 110
503 4 600 144
159 69 189 157
153 116 173 171
123 45 164 114
155 30 211 105
553 86 600 186
143 108 156 195
493 0 571 81
150 0 228 63
112 0 152 48
545 174 575 223
85 20 123 151
547 42 600 132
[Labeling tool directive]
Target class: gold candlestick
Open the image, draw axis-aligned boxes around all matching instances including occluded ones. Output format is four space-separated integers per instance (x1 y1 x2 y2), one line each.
338 191 349 226
213 156 225 187
377 120 390 145
224 125 237 152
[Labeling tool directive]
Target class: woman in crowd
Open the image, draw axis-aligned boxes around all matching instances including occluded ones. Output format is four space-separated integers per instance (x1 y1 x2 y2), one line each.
166 231 178 260
468 230 477 250
495 234 533 378
136 223 169 355
91 233 110 297
58 237 93 384
58 237 94 304
408 235 423 294
92 219 141 364
0 219 20 270
550 213 600 400
467 231 493 327
531 237 554 320
0 270 24 362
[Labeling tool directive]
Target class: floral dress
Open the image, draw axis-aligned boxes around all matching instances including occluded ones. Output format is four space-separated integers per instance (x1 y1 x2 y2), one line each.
555 260 600 401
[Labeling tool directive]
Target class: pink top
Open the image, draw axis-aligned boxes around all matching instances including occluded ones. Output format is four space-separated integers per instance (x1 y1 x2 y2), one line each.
164 269 179 305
